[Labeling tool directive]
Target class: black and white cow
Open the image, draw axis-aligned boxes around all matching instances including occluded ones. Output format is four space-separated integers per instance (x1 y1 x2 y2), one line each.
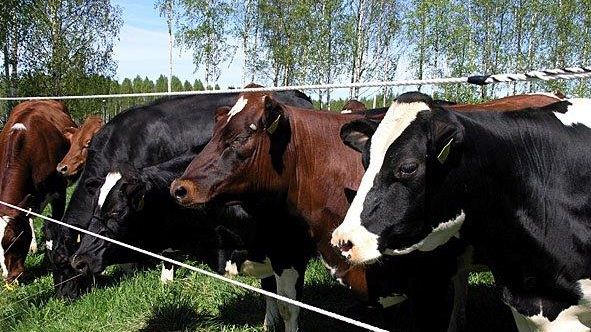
332 91 591 331
70 152 253 281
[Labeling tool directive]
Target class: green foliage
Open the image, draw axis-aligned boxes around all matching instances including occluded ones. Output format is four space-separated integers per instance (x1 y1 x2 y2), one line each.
194 79 205 91
183 80 193 91
171 75 184 91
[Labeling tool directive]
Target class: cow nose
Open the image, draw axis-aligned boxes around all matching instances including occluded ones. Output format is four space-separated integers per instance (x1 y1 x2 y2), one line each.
174 186 187 200
71 255 90 274
338 240 354 253
57 164 68 174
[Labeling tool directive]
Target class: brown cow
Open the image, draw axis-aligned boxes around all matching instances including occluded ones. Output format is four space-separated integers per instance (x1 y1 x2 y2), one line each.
57 116 103 178
0 100 75 284
448 92 564 112
170 92 564 331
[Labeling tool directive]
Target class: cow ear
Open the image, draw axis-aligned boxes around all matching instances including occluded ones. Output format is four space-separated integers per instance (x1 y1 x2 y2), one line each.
215 106 232 123
431 111 464 164
340 119 379 153
62 127 78 142
262 95 290 173
262 95 286 135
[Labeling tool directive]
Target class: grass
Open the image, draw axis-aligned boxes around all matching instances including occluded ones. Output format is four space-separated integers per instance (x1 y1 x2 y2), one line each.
0 188 518 331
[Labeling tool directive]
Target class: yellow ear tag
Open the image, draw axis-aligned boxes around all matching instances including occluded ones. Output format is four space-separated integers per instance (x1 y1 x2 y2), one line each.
437 138 454 164
76 234 81 243
266 114 281 134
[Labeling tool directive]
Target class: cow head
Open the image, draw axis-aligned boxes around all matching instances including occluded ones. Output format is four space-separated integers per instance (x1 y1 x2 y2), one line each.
171 93 292 207
341 99 367 114
71 166 149 275
0 196 33 284
332 92 465 264
44 220 91 298
57 116 103 178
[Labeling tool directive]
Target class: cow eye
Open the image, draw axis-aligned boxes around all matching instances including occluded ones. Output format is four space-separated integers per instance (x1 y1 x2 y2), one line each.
399 162 418 176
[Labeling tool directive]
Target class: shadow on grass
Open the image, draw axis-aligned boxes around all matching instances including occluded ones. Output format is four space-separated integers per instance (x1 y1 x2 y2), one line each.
138 279 520 332
139 304 202 332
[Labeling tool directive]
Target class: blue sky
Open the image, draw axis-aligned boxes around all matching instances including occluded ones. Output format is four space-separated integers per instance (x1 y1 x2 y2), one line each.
112 0 244 87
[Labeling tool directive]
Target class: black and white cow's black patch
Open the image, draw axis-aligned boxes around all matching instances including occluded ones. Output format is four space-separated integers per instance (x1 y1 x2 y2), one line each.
333 92 591 331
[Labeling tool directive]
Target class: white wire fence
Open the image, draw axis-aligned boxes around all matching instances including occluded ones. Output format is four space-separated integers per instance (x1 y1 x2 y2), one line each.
0 65 589 101
1 64 591 331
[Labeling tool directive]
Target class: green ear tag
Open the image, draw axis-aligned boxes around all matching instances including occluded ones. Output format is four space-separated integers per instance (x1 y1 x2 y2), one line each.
437 138 453 164
266 114 281 134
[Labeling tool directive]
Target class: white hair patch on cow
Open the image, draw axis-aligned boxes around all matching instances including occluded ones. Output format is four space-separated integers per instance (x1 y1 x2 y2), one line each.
275 268 300 332
28 218 37 254
227 96 248 123
554 98 591 128
509 303 591 332
384 211 465 256
98 172 122 208
0 216 11 278
224 260 239 277
160 263 174 284
340 109 353 114
331 100 428 264
10 123 26 131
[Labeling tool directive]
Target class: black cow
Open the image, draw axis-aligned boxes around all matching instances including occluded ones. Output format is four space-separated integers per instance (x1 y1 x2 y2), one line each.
332 91 591 331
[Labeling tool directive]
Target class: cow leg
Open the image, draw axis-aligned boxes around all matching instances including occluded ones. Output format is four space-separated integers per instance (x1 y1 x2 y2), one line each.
160 262 174 284
274 265 305 332
261 276 281 331
28 218 38 254
42 189 65 255
447 269 469 332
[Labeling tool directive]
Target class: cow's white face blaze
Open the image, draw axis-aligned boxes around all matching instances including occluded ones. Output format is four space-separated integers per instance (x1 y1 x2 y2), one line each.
98 172 122 208
331 99 428 264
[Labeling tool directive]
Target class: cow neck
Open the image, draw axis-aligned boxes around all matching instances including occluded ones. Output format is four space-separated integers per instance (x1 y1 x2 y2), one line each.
283 109 366 273
0 131 30 215
440 110 589 290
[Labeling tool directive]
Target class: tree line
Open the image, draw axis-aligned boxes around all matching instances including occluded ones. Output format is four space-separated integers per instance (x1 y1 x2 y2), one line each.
2 0 591 123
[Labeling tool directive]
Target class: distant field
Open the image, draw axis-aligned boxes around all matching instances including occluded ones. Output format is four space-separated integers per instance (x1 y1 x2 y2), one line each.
0 190 518 332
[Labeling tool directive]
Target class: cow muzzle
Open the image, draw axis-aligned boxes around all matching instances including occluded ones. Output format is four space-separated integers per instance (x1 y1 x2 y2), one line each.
71 254 99 275
331 224 382 265
170 179 207 207
56 163 69 175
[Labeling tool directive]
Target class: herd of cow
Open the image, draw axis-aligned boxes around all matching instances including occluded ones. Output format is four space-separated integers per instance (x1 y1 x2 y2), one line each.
1 85 591 332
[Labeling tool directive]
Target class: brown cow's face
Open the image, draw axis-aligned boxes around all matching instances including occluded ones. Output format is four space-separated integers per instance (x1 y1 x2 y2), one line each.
0 215 32 284
57 117 103 177
172 93 290 207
